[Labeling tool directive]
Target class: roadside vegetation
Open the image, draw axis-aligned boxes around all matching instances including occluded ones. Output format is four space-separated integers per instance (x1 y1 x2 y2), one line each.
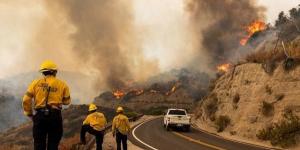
215 115 231 132
141 106 169 115
261 101 274 117
257 112 300 148
204 93 218 121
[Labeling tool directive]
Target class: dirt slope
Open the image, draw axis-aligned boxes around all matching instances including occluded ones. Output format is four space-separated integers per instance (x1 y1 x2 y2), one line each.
194 61 300 148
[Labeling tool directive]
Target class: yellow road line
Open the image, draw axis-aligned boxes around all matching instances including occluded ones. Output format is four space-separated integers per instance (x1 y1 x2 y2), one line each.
172 131 226 150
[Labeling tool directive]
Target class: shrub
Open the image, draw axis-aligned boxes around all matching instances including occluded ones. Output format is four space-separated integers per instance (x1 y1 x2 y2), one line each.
233 94 240 104
275 94 285 101
205 94 218 121
283 58 296 71
257 113 300 148
141 106 168 115
262 101 274 116
262 60 277 74
215 115 231 132
265 85 272 95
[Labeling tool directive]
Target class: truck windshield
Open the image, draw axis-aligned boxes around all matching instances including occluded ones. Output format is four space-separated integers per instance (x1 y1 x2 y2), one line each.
168 110 186 115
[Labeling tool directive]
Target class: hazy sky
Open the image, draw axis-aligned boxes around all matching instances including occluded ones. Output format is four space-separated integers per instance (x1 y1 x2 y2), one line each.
258 0 299 23
0 0 299 78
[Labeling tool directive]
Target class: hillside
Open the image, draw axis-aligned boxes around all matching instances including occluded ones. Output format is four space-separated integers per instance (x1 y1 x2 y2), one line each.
194 36 300 149
94 69 210 113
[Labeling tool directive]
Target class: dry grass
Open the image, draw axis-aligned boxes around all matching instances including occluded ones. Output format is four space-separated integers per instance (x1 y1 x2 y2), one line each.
257 112 300 148
265 85 273 95
245 40 300 73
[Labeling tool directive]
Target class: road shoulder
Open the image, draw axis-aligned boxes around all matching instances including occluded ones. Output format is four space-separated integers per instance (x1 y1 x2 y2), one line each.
99 115 156 150
192 119 283 150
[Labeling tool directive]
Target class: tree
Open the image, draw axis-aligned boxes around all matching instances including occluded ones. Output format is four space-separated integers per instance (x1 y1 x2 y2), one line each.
275 11 289 27
289 8 300 20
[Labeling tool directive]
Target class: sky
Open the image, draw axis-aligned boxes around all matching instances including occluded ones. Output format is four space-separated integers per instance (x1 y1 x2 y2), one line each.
0 0 299 78
257 0 300 23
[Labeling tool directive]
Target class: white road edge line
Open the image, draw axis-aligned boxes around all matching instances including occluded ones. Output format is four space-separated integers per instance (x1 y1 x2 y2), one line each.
132 118 159 150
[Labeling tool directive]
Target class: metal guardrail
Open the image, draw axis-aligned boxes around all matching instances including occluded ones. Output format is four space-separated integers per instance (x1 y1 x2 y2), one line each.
71 114 144 150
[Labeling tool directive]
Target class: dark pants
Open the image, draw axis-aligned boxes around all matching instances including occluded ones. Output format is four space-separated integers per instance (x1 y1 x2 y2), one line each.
33 109 63 150
81 125 104 150
116 131 127 150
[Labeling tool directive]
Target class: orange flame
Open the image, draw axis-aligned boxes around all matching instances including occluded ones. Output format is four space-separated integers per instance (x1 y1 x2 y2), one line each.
166 83 180 96
217 63 231 72
113 90 125 99
240 21 266 46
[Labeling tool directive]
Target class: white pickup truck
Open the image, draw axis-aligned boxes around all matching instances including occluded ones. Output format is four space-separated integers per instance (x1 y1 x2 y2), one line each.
163 108 191 131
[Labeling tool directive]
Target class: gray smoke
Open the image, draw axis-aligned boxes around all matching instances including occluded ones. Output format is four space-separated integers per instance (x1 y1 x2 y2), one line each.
185 0 266 67
42 0 158 90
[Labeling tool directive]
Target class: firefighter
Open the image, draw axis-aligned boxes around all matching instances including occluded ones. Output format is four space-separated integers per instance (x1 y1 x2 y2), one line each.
112 107 130 150
80 103 107 150
22 60 71 150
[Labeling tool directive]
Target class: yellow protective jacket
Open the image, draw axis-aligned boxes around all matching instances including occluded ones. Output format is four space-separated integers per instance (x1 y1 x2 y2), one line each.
112 114 130 135
22 76 71 116
83 112 107 131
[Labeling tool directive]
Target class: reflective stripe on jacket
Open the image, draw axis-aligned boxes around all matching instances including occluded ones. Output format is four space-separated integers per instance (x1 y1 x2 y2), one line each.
112 114 130 135
22 76 71 116
83 112 107 131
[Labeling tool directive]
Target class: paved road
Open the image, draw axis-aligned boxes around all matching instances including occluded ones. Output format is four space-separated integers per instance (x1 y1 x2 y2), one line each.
129 117 272 150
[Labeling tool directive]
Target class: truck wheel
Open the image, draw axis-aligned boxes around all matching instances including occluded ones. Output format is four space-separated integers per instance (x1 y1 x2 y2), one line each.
166 125 170 131
185 126 190 132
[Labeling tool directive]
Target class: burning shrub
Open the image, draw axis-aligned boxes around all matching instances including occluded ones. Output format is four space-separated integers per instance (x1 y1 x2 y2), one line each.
261 101 274 117
257 113 300 148
215 115 231 132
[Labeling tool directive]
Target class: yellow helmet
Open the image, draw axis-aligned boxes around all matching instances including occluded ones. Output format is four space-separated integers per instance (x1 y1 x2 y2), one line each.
88 103 97 111
39 60 57 72
116 106 124 113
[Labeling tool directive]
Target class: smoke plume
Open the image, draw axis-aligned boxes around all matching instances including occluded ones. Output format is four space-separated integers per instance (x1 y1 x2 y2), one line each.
185 0 266 68
38 0 158 90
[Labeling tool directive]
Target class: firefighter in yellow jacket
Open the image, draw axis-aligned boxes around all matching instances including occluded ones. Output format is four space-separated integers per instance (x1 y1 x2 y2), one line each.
22 60 71 150
112 107 130 150
81 103 107 150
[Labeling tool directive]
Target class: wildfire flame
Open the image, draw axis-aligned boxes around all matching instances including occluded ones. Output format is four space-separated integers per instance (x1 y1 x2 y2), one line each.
113 90 125 99
217 63 231 72
166 82 180 96
240 21 266 46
